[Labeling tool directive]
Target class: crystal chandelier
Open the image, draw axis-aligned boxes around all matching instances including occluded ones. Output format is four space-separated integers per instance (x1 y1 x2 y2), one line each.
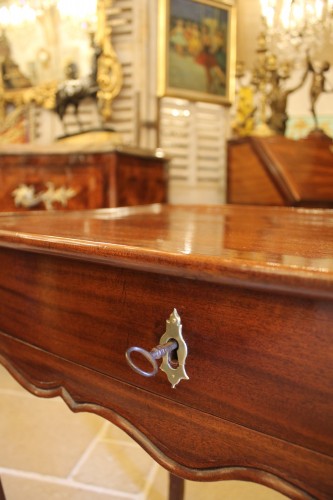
260 0 333 64
0 1 97 27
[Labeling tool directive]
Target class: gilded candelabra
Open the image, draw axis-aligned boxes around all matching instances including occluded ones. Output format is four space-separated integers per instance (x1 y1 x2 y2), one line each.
95 0 123 122
234 30 309 137
233 0 333 138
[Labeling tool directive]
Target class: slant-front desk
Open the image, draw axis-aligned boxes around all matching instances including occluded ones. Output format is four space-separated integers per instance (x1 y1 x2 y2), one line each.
0 204 332 499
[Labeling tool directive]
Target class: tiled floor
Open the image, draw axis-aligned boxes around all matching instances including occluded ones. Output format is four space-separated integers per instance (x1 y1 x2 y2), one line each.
0 364 286 499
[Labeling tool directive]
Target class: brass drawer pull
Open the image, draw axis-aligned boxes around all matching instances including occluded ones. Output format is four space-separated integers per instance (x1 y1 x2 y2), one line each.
125 309 189 388
12 182 77 210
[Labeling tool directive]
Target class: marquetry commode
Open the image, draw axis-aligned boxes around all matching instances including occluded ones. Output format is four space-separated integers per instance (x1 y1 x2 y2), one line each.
0 204 332 499
0 143 168 211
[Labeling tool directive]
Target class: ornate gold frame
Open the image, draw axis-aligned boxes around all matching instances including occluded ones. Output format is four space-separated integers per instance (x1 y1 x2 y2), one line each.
0 0 123 124
96 0 123 121
0 81 57 122
157 0 236 105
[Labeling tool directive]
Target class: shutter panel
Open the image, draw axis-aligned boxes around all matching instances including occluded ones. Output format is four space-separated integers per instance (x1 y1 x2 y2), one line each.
159 98 193 182
159 97 229 202
105 0 137 143
196 103 228 184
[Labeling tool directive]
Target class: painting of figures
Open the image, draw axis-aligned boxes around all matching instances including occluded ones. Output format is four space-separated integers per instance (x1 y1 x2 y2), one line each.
158 0 235 104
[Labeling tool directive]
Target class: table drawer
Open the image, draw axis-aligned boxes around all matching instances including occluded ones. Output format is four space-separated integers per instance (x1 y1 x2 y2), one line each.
0 247 332 462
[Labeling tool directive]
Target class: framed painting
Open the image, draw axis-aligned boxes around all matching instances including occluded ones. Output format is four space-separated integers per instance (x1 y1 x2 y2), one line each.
158 0 236 105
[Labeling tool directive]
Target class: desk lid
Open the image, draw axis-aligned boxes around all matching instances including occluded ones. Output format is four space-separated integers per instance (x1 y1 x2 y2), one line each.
0 204 332 298
229 132 333 206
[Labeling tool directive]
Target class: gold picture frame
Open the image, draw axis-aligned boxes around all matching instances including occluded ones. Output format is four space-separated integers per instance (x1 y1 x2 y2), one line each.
158 0 236 105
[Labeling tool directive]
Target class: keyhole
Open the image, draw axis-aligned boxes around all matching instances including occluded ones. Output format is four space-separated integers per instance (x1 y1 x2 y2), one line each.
169 338 179 368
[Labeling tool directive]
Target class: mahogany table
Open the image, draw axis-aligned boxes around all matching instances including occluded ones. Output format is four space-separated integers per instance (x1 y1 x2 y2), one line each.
0 204 332 499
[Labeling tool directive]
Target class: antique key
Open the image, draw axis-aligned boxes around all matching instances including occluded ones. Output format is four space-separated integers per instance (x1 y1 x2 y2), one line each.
126 340 178 377
125 309 189 388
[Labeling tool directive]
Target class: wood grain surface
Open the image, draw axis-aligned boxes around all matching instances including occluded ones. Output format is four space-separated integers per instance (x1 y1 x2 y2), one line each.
0 147 168 211
0 204 332 499
227 133 333 207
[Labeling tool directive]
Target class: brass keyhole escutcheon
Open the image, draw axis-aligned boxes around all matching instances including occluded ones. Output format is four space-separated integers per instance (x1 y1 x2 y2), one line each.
125 309 189 388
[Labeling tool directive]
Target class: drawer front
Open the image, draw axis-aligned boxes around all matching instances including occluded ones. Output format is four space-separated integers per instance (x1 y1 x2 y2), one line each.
0 247 332 460
0 163 105 211
114 156 167 206
2 333 333 500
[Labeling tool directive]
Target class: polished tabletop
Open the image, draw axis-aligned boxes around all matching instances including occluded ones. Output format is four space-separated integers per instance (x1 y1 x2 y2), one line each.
0 203 333 500
0 204 332 296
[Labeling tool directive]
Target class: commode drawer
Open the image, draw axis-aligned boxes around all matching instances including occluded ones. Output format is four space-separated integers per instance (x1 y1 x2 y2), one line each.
0 163 105 211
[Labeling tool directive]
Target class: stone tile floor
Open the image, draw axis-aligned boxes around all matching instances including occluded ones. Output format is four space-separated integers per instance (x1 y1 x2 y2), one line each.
0 364 286 499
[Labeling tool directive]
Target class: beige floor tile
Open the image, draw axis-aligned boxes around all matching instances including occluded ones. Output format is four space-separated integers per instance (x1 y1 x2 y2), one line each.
0 364 27 393
146 466 168 500
103 423 138 445
147 467 287 500
1 475 127 500
185 479 288 500
73 440 155 495
0 392 104 477
0 364 289 500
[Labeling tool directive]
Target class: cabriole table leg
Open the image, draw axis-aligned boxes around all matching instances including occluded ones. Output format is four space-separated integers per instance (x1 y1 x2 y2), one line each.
0 477 6 500
169 473 185 500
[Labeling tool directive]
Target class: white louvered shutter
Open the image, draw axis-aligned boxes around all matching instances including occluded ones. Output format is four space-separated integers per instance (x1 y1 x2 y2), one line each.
159 98 229 204
104 0 138 144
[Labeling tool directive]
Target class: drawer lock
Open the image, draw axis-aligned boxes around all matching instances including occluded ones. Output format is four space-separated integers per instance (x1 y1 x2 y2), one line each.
125 309 189 388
